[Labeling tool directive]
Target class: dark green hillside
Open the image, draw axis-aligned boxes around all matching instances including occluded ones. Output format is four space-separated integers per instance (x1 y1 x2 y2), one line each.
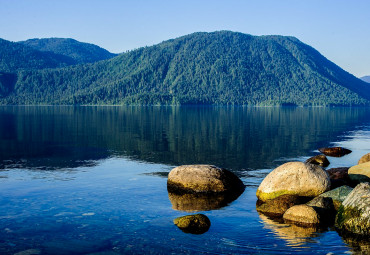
19 38 117 64
0 38 75 72
1 31 370 105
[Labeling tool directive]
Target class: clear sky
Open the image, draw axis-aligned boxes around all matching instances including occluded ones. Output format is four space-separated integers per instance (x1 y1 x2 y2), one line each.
1 0 369 77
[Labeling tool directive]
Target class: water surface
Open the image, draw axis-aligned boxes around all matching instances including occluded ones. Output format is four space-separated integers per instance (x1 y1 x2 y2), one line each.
0 106 369 254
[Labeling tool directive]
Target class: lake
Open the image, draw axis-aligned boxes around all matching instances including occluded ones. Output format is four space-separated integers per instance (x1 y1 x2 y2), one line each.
0 106 369 254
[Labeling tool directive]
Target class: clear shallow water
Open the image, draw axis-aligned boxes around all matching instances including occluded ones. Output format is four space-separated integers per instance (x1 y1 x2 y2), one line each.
0 106 370 254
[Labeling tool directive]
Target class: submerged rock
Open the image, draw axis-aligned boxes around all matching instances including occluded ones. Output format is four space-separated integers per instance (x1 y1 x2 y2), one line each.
168 190 242 212
318 185 353 211
335 182 370 236
318 147 352 157
306 155 330 167
256 195 307 217
167 165 244 194
256 162 330 202
174 214 211 234
283 204 320 226
358 153 370 164
348 162 370 183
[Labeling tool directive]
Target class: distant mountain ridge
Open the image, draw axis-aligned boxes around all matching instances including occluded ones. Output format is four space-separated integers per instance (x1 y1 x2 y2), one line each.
19 38 117 64
1 31 369 106
360 76 370 83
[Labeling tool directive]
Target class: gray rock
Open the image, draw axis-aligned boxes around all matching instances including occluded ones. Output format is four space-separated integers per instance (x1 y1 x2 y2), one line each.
335 182 370 236
283 204 320 226
256 162 330 202
318 185 353 211
167 165 244 194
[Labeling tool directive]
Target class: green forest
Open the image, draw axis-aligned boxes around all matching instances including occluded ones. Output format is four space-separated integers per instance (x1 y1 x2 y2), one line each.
1 31 369 106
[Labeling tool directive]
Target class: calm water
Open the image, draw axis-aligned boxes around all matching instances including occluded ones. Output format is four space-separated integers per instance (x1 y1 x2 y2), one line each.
0 106 370 254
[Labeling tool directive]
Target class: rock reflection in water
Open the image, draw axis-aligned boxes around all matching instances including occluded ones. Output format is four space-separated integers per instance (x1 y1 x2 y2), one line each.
340 232 370 254
258 213 322 247
168 190 243 212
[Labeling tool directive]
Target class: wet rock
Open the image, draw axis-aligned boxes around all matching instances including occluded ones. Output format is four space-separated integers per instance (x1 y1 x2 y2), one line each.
167 165 244 194
256 162 330 202
358 153 370 164
348 162 370 183
283 204 320 226
173 214 211 234
256 195 307 217
168 190 242 212
326 167 353 189
318 185 353 211
335 182 370 236
306 196 335 222
318 147 352 157
305 155 330 167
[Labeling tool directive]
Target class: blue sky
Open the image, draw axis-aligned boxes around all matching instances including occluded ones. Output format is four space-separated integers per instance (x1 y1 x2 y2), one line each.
1 0 369 77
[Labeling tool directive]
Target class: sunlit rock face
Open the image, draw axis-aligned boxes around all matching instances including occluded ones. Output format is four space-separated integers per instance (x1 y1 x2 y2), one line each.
256 162 330 202
348 162 370 183
335 182 370 236
167 165 244 194
358 153 370 164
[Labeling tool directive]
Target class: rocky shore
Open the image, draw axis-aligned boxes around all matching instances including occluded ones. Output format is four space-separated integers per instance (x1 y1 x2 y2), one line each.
167 148 370 240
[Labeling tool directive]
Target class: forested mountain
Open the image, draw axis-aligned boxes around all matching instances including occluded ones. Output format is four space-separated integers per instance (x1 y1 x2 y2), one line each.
1 31 369 106
0 38 75 72
19 38 117 64
360 76 370 83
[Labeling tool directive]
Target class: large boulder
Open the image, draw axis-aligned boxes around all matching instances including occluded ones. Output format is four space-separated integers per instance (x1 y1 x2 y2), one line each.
348 162 370 183
335 182 370 236
318 185 353 211
167 165 244 194
319 147 352 157
283 205 320 226
256 195 307 217
358 153 370 164
305 155 330 167
173 214 211 234
256 162 330 202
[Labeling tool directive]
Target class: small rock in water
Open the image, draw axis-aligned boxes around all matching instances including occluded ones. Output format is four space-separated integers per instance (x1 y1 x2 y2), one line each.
306 155 330 167
174 214 211 234
318 147 352 157
283 204 320 226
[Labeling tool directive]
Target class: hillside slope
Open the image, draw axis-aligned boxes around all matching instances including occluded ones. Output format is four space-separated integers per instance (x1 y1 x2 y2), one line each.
360 76 370 83
19 38 117 64
1 31 369 106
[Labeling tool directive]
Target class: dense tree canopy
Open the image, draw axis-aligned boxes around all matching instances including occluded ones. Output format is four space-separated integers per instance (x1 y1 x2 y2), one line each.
1 31 369 106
